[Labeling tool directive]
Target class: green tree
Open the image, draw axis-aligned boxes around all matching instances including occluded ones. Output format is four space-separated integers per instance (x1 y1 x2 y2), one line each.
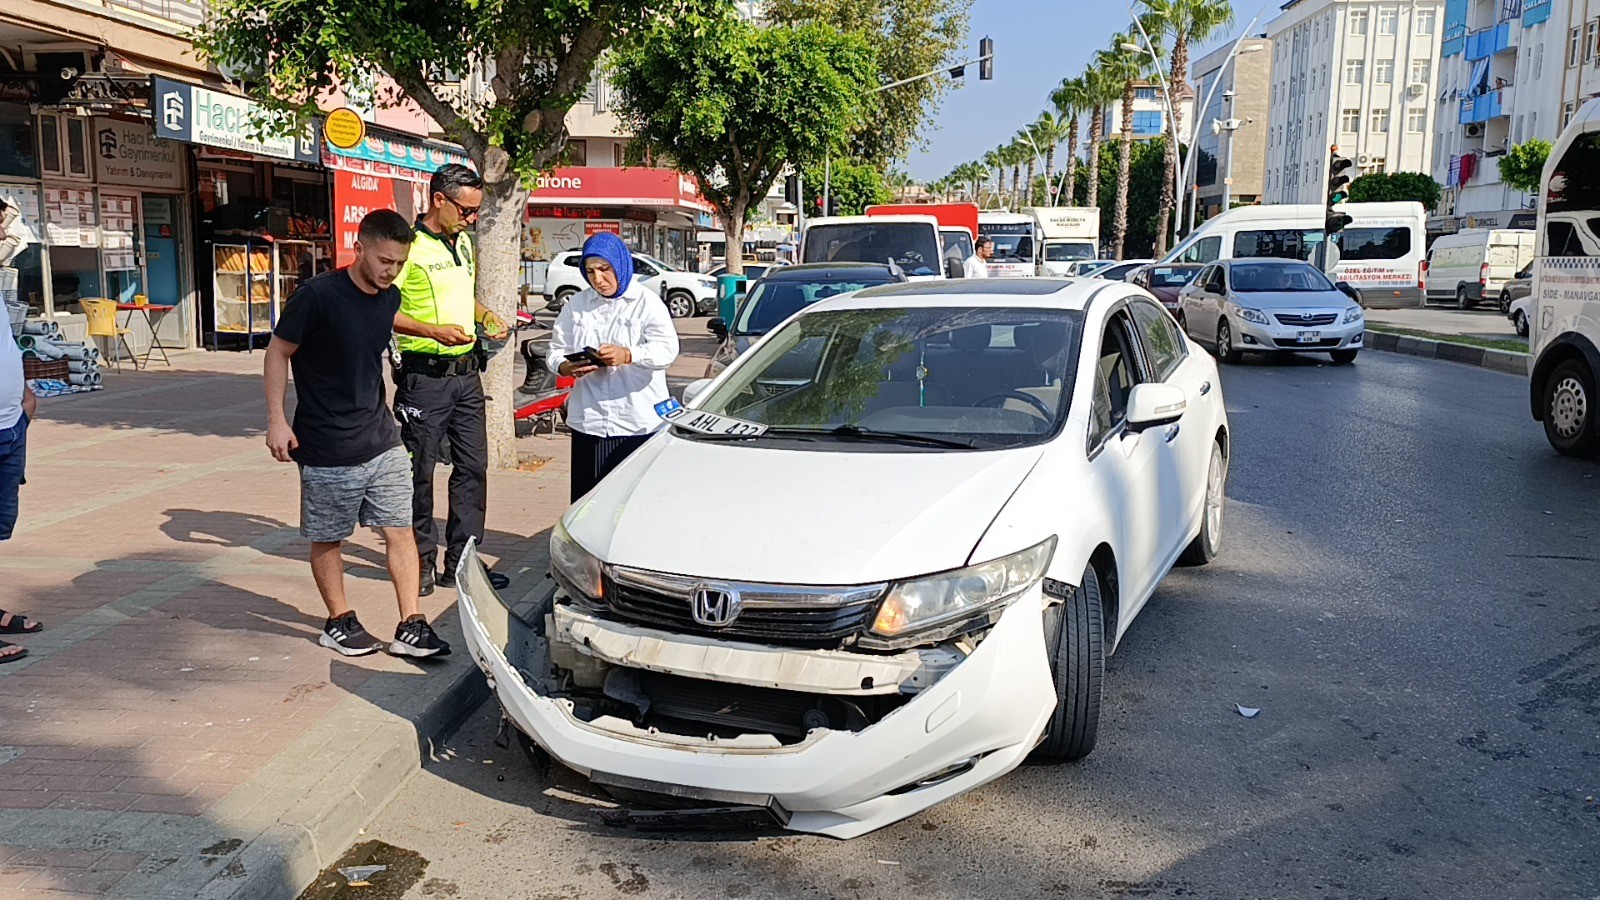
196 0 721 468
804 159 893 215
1347 171 1444 210
1498 139 1553 194
1050 77 1092 204
1097 36 1153 259
611 17 876 276
1030 111 1072 207
765 0 970 167
1081 65 1122 212
1072 138 1167 257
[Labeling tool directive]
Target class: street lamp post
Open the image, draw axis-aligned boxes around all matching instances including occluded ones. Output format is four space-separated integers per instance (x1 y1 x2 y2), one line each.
1179 9 1267 243
1014 131 1058 206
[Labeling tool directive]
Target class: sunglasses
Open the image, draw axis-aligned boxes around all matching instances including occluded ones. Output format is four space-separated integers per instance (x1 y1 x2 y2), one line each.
440 194 480 219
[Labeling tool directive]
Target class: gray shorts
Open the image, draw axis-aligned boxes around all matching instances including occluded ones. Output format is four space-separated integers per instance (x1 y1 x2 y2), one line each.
299 446 412 542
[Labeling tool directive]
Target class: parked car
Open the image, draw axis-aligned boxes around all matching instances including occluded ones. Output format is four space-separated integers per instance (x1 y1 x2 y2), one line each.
1180 258 1365 365
1067 258 1117 276
544 250 717 317
705 262 903 374
456 278 1230 839
1508 294 1532 337
1131 263 1206 327
1425 228 1535 309
1498 261 1533 314
1089 259 1155 282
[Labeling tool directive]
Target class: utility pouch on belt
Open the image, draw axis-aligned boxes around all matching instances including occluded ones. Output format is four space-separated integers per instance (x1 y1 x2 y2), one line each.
399 351 481 377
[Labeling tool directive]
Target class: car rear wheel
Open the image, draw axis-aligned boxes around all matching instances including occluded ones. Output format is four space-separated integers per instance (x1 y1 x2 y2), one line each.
1215 319 1240 364
666 291 694 319
1513 310 1528 337
1455 285 1475 310
1179 441 1227 566
553 287 576 309
1329 349 1358 365
1035 562 1105 762
1544 359 1600 458
1499 291 1512 314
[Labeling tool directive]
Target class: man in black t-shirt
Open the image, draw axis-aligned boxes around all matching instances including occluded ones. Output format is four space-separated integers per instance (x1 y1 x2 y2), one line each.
265 210 449 660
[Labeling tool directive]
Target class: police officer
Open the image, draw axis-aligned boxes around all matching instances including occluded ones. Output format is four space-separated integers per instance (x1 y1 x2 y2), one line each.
393 165 511 595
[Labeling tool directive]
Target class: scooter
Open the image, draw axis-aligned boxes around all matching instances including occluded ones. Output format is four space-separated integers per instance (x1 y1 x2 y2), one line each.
514 336 573 438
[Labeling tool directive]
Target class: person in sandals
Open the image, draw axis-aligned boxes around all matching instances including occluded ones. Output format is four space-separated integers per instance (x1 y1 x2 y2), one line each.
1 289 39 663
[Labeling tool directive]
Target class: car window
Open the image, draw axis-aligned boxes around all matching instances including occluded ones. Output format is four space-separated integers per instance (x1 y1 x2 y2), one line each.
735 279 893 334
562 255 582 269
1212 267 1228 293
632 256 659 277
1130 300 1184 381
1547 221 1587 257
1090 310 1146 448
1340 226 1412 261
1230 262 1334 292
1149 266 1199 288
1176 235 1222 264
1234 228 1318 261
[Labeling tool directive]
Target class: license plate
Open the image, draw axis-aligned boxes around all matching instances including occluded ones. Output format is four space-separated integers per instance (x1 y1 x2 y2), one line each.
1296 331 1322 343
655 397 767 437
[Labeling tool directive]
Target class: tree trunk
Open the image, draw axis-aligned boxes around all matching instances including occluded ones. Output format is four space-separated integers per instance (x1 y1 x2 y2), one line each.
722 202 746 277
1087 109 1103 209
1010 165 1020 210
1171 35 1191 240
474 167 528 470
1066 119 1080 203
1156 134 1175 257
1024 157 1036 208
1044 146 1056 206
1113 82 1135 260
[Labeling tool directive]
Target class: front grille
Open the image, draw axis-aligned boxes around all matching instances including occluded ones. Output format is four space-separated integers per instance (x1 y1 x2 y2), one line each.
637 670 907 739
1272 337 1343 348
603 568 885 649
1272 312 1338 326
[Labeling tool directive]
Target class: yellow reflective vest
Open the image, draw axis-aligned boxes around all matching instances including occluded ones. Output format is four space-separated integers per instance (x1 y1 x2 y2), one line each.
397 224 476 357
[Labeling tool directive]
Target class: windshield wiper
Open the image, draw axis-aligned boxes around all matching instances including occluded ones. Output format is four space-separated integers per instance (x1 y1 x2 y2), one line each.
767 424 976 449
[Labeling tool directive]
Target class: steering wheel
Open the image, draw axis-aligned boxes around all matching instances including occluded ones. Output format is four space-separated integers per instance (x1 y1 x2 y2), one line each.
975 390 1053 419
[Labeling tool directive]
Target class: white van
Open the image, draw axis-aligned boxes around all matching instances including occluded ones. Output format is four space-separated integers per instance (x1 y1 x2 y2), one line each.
799 215 945 280
1528 97 1600 457
1161 202 1428 308
1424 229 1536 309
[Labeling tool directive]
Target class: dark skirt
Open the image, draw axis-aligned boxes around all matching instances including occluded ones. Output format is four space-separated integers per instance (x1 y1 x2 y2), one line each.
570 430 652 502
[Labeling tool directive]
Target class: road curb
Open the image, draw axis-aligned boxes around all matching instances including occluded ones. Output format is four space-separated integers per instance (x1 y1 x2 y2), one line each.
1366 329 1528 376
107 607 490 900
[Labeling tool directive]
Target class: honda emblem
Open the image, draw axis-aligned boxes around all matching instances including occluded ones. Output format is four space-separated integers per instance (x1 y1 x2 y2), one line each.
690 584 741 627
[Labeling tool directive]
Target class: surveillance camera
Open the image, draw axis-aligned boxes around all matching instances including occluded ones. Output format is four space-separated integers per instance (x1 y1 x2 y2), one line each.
59 66 80 80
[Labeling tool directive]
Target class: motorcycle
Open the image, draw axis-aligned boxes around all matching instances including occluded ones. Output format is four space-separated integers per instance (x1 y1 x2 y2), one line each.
514 335 573 438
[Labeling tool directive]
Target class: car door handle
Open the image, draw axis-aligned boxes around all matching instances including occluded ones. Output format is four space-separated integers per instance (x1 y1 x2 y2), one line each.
1164 423 1181 443
1199 380 1212 396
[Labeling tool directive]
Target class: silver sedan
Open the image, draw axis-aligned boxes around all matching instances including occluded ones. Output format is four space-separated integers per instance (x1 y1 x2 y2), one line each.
1179 258 1366 365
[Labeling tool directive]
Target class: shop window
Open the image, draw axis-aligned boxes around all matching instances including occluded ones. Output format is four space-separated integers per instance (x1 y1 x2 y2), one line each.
0 106 36 178
38 115 91 179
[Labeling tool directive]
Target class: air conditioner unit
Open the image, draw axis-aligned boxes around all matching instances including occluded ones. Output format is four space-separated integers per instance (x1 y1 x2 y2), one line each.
1358 153 1373 165
1407 82 1426 97
1465 122 1485 138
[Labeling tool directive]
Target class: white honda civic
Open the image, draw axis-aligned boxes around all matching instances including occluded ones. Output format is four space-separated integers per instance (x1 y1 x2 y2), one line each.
457 279 1230 839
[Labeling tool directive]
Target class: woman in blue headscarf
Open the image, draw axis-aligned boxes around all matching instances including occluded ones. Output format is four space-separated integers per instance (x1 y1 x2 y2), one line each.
548 231 681 501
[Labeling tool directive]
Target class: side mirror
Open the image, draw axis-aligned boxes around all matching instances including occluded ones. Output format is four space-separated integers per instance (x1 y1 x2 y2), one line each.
1335 281 1362 304
1125 383 1187 432
707 317 729 340
683 378 714 405
945 258 964 279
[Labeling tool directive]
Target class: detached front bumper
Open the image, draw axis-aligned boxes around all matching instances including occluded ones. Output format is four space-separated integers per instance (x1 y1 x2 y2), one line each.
454 542 1056 839
1232 316 1364 353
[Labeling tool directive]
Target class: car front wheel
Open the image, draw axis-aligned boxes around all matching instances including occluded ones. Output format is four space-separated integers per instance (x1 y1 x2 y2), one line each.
1216 319 1240 364
1035 562 1105 762
1329 349 1358 365
1544 358 1600 458
665 291 694 319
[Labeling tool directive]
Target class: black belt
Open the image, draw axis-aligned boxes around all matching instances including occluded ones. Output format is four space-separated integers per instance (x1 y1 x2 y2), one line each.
399 351 480 376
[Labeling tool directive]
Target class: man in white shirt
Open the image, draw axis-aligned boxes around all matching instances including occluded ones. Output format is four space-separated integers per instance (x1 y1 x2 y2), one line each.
1 305 40 661
964 237 993 279
548 232 680 501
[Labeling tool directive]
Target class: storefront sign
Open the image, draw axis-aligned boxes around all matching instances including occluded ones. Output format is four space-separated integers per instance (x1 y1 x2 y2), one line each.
325 131 469 171
324 108 366 150
153 77 320 164
332 168 424 267
584 221 621 236
94 118 185 189
527 167 711 213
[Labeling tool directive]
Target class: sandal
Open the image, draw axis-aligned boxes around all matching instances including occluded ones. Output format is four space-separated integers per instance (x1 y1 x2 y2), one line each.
0 641 26 664
0 612 42 635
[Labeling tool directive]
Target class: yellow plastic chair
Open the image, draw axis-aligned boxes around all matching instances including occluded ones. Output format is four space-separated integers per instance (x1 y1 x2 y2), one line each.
81 298 139 371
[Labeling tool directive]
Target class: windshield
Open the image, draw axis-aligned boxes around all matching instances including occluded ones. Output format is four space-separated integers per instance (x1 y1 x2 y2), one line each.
1146 266 1200 288
802 224 941 276
942 230 974 262
734 278 897 335
979 223 1034 262
637 254 679 272
693 306 1084 450
1230 262 1335 292
1044 242 1095 262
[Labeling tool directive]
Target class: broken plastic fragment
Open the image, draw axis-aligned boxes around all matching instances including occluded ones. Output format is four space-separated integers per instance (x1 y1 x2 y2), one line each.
876 859 901 866
337 865 387 884
1236 704 1261 718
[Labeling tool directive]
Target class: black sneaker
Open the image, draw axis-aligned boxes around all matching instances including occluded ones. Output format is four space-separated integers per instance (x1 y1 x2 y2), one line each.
419 563 436 597
438 566 509 590
390 616 451 658
319 612 383 657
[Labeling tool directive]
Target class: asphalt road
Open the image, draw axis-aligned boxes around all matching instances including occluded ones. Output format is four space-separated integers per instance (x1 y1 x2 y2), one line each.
358 349 1600 900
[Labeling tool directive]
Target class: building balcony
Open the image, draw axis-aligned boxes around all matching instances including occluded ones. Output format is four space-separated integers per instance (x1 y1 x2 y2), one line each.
1523 0 1551 25
1458 87 1510 124
1465 22 1513 60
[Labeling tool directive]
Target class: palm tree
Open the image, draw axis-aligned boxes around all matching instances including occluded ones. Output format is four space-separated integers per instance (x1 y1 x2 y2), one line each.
1006 142 1025 210
1031 111 1072 206
984 147 1006 207
957 162 986 201
1081 66 1120 211
1141 0 1234 245
1097 36 1151 259
1015 129 1038 208
1051 77 1092 204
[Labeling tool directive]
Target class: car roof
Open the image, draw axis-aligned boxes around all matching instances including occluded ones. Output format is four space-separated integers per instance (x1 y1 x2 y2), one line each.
813 278 1134 313
1219 258 1317 267
757 262 898 281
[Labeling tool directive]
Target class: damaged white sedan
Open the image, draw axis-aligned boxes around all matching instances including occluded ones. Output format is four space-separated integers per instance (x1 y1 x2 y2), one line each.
458 279 1230 839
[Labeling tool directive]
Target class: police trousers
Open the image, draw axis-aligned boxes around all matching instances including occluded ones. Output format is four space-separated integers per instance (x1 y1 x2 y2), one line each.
394 370 488 571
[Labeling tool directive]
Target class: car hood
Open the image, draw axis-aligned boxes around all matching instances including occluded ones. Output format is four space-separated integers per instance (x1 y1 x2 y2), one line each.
564 434 1045 585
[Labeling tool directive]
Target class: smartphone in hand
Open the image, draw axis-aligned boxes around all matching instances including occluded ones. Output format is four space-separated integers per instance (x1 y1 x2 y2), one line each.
564 347 608 367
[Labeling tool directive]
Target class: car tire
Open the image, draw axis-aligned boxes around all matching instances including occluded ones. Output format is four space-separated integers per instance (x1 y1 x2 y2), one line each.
1455 285 1474 310
1035 562 1105 762
1514 310 1528 337
1178 440 1227 566
1543 359 1600 458
665 291 694 319
553 287 576 308
1215 319 1240 364
1499 291 1511 314
1328 349 1358 365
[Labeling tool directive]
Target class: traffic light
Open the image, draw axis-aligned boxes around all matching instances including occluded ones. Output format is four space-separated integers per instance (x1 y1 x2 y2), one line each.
784 174 799 206
979 37 994 81
827 195 840 217
1326 146 1354 235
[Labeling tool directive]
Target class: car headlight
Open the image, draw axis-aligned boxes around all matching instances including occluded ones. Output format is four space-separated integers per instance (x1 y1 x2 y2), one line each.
550 519 604 600
1343 306 1363 323
1232 304 1269 325
872 538 1057 638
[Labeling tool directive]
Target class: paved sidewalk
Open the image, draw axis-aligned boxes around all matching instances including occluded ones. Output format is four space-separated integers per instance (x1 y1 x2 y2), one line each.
1365 305 1524 344
0 348 574 898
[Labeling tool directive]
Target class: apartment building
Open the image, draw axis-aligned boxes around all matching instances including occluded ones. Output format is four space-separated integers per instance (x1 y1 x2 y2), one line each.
1264 0 1446 204
1191 37 1275 218
1104 80 1197 144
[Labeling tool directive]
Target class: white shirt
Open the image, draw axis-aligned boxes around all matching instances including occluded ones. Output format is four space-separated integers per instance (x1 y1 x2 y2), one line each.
547 279 680 437
0 311 23 430
963 254 989 279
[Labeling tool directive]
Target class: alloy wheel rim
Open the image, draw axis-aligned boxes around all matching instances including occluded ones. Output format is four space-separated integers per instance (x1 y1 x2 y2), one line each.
1219 323 1231 356
1551 376 1588 439
1205 449 1225 543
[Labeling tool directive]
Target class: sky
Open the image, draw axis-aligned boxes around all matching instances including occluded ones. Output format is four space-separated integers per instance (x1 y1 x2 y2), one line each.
905 0 1264 181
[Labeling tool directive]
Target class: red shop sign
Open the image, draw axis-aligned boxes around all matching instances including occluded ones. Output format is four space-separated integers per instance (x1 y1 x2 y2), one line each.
332 169 423 267
584 221 621 236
